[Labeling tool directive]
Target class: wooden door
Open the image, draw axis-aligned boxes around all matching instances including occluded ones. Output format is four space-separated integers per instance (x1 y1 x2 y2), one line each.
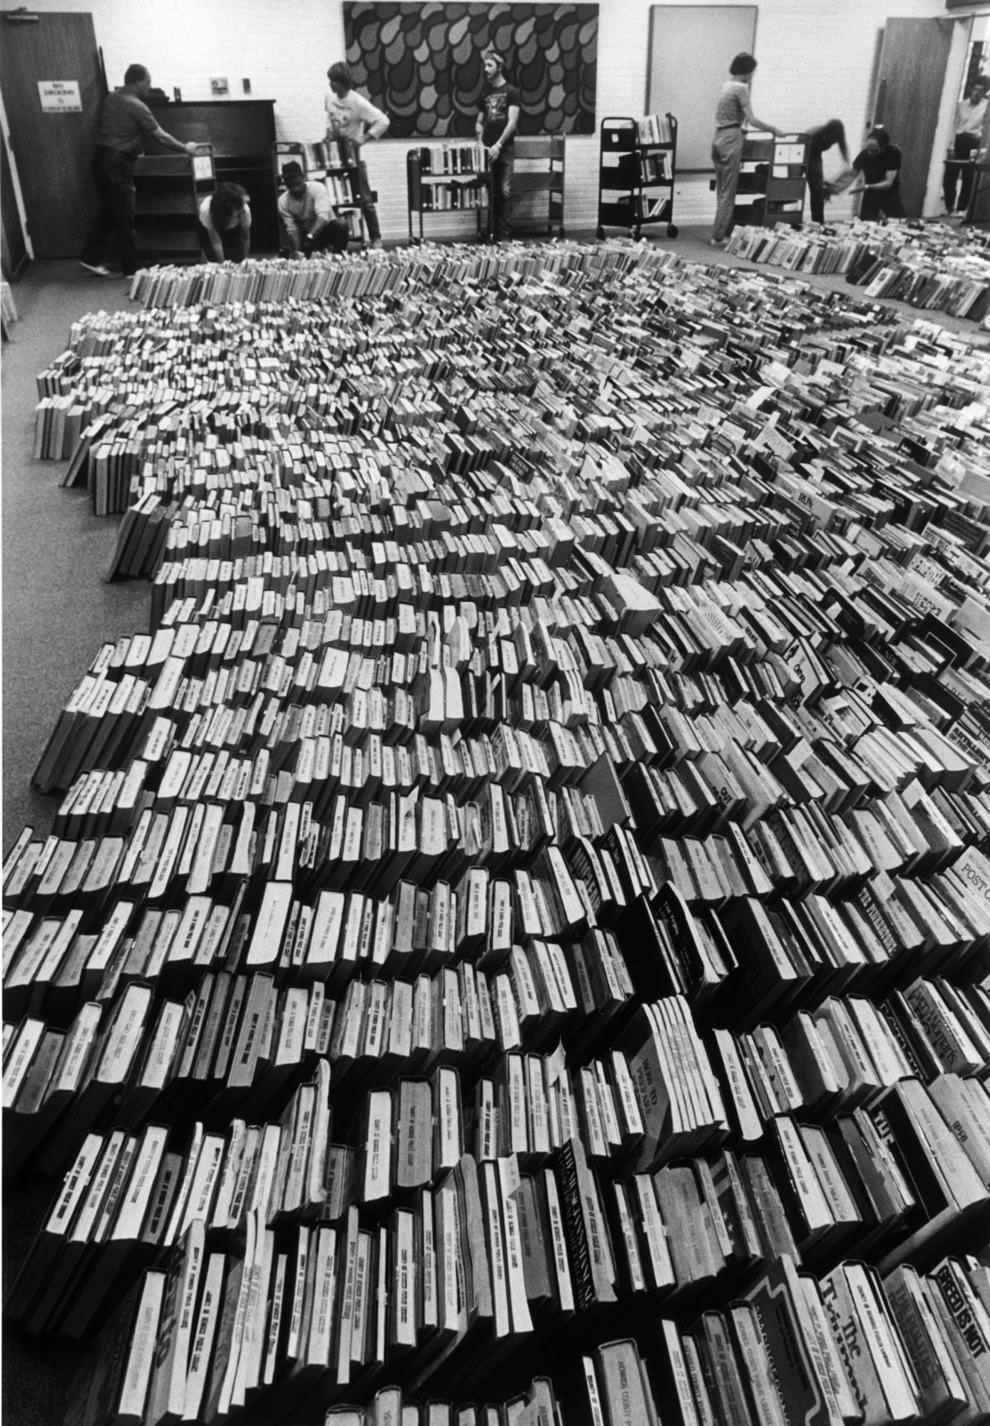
872 17 953 216
0 12 103 257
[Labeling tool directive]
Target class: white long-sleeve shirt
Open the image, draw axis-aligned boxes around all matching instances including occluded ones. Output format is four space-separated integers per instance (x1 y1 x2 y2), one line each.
324 89 389 145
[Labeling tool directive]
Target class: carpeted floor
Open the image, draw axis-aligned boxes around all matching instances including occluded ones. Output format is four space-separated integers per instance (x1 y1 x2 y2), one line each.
2 263 150 852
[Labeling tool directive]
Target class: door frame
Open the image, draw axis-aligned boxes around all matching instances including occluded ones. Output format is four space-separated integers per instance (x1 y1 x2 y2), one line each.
0 11 105 259
924 13 987 218
871 16 955 217
0 88 31 277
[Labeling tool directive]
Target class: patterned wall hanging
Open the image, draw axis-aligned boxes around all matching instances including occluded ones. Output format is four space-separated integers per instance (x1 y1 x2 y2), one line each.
343 2 598 138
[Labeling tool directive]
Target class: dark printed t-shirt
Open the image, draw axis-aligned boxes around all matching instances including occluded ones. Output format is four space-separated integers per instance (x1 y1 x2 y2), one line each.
94 91 158 156
480 82 520 149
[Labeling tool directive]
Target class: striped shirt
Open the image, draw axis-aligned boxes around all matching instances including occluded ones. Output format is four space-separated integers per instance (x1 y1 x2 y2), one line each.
714 80 749 129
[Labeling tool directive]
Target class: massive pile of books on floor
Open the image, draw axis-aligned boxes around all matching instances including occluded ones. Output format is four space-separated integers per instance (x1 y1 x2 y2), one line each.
7 241 990 1426
726 217 990 324
119 242 619 312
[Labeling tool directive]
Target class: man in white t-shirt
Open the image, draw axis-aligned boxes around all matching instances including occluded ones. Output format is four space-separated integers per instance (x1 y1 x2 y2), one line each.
278 162 349 255
324 61 389 247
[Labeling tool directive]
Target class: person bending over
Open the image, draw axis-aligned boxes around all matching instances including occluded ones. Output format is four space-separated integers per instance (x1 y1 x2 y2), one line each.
709 52 782 247
198 183 252 262
804 118 848 225
278 162 349 256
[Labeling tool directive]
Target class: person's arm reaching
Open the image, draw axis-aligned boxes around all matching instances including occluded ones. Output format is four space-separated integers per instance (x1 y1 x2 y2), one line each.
739 91 782 138
279 197 302 253
308 182 335 242
150 124 198 156
199 200 225 261
865 165 899 193
842 156 898 197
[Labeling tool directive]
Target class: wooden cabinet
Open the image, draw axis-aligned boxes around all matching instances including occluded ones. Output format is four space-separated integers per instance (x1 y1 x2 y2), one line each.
150 100 279 253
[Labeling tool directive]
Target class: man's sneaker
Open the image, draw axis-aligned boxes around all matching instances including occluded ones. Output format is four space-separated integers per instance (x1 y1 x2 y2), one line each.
79 261 113 277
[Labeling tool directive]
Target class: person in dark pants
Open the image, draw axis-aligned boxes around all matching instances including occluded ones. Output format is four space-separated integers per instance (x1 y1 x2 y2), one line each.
80 64 198 278
324 61 389 248
804 118 849 225
709 53 782 246
944 76 989 216
476 47 520 242
848 125 904 221
197 184 252 262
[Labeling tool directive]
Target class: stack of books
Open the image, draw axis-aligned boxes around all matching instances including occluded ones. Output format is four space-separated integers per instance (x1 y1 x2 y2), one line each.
415 143 488 177
6 238 990 1422
635 114 673 146
726 218 990 323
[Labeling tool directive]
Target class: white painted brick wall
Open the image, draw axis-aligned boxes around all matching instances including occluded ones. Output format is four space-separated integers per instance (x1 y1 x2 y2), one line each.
28 0 948 242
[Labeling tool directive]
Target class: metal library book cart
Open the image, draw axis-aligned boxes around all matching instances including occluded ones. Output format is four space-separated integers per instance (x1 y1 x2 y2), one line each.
406 145 490 243
407 136 565 243
596 115 678 240
733 132 808 229
132 147 216 265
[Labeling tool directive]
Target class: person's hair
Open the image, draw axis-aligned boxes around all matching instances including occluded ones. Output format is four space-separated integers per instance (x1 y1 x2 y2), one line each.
124 64 150 86
867 124 891 148
729 52 757 77
969 76 990 96
482 47 505 71
281 161 305 184
327 62 353 90
210 183 249 227
819 118 848 161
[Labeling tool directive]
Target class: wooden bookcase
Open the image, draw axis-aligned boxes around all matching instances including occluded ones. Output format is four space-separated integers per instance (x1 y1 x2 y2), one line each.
132 148 215 264
733 132 808 229
597 115 679 240
149 100 279 253
407 144 490 243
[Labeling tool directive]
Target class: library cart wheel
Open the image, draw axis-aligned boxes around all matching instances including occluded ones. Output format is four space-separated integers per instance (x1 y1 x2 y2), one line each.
667 224 679 238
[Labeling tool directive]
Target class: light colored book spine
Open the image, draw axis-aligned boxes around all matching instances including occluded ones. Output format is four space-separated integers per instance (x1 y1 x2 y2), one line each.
118 1270 167 1422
